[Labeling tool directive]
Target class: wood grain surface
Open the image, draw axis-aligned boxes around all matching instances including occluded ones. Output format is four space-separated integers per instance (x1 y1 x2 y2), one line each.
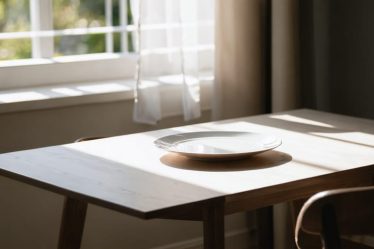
0 109 373 218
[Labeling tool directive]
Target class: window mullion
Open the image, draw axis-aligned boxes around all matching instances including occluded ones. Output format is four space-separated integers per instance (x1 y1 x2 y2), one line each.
30 0 54 58
119 0 128 53
105 0 114 53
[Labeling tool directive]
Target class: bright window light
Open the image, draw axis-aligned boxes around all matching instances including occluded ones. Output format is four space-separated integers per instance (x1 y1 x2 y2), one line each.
270 114 335 128
76 83 131 93
0 91 49 103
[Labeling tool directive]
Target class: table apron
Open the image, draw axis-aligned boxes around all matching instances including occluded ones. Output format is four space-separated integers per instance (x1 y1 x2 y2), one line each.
224 166 374 215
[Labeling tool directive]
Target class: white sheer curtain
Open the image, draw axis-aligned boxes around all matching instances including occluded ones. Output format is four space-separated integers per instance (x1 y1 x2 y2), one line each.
131 0 214 124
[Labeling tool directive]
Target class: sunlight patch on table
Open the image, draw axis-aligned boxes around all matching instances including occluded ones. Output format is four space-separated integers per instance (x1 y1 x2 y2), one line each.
310 131 374 147
270 114 335 128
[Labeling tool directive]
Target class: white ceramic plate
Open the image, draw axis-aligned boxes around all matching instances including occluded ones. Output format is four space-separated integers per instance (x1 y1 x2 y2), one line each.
154 131 282 160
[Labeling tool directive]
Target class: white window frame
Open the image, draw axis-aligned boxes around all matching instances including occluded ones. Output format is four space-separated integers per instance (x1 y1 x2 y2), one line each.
0 0 136 91
30 0 54 58
0 0 214 92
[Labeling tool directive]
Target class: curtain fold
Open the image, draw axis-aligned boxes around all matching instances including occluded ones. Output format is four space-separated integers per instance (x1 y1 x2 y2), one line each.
213 0 265 120
214 0 300 120
271 0 300 112
214 0 300 248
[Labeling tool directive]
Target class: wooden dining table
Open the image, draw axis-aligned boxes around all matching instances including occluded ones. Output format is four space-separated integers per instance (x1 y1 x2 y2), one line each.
0 109 373 249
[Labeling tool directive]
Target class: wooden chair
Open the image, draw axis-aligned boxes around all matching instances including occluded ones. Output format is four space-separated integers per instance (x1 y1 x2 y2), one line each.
295 186 374 249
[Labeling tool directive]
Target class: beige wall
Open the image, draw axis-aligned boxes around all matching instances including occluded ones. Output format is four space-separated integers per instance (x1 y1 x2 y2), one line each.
0 99 212 153
0 99 248 249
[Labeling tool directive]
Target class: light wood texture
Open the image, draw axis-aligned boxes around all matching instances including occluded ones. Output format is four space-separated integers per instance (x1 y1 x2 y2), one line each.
58 197 87 249
0 145 220 219
295 185 374 249
0 109 373 248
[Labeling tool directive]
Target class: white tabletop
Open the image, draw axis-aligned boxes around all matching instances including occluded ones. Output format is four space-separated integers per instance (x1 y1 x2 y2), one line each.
0 109 373 218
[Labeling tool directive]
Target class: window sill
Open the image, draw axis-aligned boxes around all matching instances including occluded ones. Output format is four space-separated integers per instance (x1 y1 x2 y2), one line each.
0 74 213 116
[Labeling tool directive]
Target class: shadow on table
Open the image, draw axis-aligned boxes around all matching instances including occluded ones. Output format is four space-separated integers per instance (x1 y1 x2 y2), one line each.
160 150 292 172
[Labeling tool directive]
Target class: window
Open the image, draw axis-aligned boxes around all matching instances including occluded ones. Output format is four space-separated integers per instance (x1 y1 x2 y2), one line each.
0 0 136 90
0 0 214 92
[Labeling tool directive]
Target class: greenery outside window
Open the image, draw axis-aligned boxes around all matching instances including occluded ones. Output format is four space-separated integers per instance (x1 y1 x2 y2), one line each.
0 0 136 90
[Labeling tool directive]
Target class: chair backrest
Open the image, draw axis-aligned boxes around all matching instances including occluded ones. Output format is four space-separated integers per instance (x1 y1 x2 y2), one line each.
295 186 374 249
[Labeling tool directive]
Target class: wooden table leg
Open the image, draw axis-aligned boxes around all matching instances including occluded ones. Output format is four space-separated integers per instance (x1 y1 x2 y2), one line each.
256 206 274 249
58 197 88 249
203 199 225 249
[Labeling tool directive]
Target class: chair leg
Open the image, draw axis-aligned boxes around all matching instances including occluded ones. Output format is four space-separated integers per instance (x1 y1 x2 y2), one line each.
321 203 341 249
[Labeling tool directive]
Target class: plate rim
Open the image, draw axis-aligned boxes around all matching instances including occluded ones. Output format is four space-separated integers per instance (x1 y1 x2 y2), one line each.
154 131 282 158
